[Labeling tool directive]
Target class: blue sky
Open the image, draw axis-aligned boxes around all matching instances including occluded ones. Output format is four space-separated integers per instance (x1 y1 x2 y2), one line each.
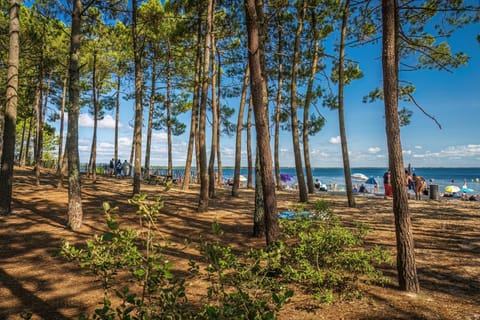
70 23 479 168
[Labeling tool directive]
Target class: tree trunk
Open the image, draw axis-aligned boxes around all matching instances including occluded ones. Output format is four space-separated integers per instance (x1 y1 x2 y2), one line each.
0 0 20 216
66 0 84 231
208 34 218 199
33 76 43 186
0 102 3 162
145 58 156 178
132 0 143 195
56 76 67 187
114 75 120 169
19 118 28 167
232 64 249 197
89 50 98 183
197 0 214 212
129 126 135 177
246 95 253 189
253 150 265 237
216 51 223 188
274 19 283 191
166 47 173 177
302 14 321 195
289 0 308 203
182 9 203 190
25 117 33 165
18 119 26 167
245 0 279 245
382 0 419 293
338 0 355 207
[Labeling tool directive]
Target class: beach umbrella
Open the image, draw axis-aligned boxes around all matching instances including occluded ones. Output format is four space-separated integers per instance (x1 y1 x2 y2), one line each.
365 177 378 185
352 173 368 181
280 173 294 183
444 185 460 193
239 175 247 182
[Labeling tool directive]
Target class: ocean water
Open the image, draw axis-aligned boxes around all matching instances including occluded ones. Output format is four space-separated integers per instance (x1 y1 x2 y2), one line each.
220 167 480 194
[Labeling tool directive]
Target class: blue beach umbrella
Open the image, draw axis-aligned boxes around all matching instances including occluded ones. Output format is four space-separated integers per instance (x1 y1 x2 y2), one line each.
461 186 474 193
365 177 378 185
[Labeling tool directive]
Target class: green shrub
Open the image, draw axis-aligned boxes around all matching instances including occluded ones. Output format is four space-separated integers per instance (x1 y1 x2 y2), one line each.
61 196 190 319
252 201 391 303
195 220 294 320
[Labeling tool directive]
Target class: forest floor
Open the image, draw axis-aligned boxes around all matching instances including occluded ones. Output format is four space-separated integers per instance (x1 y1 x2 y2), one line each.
0 167 479 320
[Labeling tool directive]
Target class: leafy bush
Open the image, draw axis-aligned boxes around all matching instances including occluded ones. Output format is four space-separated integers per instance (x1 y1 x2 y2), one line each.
61 195 190 319
194 220 294 320
251 201 391 303
60 196 390 319
60 197 293 320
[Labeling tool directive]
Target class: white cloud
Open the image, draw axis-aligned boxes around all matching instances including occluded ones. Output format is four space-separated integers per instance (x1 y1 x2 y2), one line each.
403 150 412 155
368 147 381 153
329 136 341 144
414 145 422 150
152 132 168 141
79 113 120 129
439 144 480 158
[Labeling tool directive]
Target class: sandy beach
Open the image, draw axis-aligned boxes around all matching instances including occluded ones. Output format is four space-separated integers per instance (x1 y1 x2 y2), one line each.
0 167 479 319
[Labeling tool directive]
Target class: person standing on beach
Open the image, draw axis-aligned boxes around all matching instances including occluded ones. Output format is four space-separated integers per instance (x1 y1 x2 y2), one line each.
383 170 393 198
405 169 414 190
122 160 130 178
116 159 122 177
108 158 114 176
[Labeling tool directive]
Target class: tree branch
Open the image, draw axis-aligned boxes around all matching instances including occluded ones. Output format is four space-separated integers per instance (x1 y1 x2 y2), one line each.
406 92 442 129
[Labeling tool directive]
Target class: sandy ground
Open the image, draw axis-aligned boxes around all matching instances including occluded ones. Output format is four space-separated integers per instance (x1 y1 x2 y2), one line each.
0 167 479 319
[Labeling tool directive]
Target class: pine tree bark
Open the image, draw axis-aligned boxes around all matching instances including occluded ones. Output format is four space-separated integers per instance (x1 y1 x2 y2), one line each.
215 52 223 188
208 34 218 199
246 96 253 189
132 0 143 195
88 50 98 183
33 76 43 186
0 0 20 215
56 76 67 187
274 19 283 191
66 0 84 230
289 0 308 203
198 0 214 212
182 8 203 190
232 64 249 197
382 0 419 293
253 151 265 237
145 58 156 177
245 0 279 245
338 0 355 207
166 44 173 177
302 12 321 195
114 76 120 169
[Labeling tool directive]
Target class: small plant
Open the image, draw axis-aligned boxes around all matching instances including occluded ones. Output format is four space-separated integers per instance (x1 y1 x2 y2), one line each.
195 220 294 319
60 195 190 319
271 212 391 302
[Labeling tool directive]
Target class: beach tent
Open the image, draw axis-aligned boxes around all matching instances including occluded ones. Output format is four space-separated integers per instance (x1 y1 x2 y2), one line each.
280 173 294 183
365 177 378 193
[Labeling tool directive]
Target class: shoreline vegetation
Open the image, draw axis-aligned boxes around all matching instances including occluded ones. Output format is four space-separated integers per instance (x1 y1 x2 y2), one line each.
0 167 479 319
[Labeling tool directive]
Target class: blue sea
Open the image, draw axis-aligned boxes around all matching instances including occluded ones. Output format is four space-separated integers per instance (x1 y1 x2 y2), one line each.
220 167 480 194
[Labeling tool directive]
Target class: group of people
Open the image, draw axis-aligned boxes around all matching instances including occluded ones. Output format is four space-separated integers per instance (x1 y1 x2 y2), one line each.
353 183 378 194
382 168 427 200
108 158 130 178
